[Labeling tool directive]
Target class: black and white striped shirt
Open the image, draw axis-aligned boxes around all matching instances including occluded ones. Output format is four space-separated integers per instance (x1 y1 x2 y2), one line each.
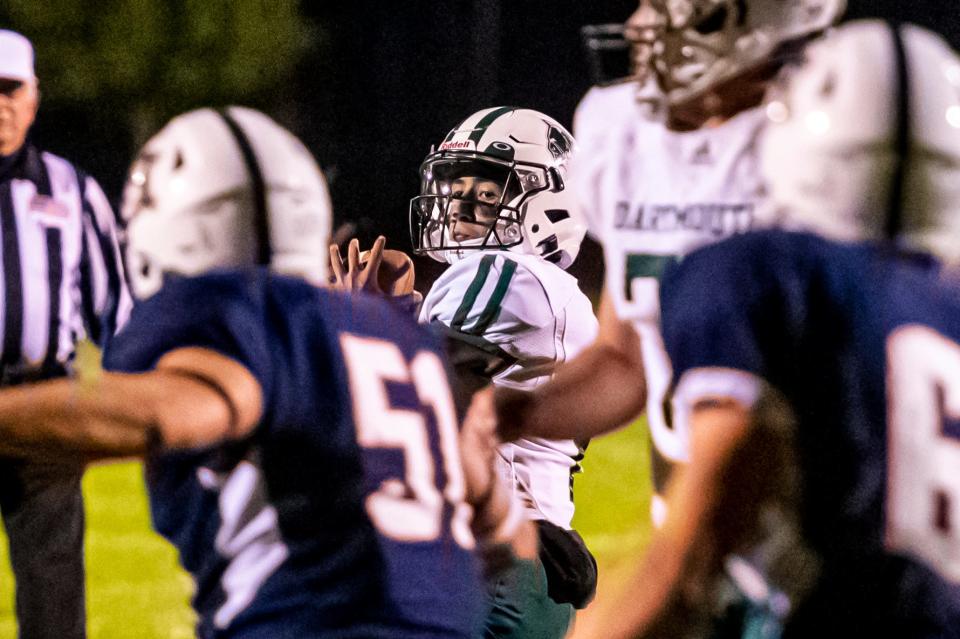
0 142 131 383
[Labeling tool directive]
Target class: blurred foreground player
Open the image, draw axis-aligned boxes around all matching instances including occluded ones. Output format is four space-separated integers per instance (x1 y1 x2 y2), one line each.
587 20 960 638
572 0 845 526
0 106 531 638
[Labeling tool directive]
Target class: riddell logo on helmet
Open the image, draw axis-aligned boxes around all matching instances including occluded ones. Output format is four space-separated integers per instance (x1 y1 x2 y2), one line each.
439 140 476 151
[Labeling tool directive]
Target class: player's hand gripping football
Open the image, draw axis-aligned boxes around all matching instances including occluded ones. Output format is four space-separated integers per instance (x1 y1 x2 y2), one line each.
329 235 418 297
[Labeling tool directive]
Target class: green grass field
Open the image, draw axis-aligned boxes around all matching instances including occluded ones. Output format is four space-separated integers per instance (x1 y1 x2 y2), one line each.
0 422 652 638
0 462 195 638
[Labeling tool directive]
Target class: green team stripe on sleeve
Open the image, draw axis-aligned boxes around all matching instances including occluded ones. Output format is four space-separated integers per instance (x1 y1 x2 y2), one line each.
451 254 497 330
468 107 516 143
467 258 518 336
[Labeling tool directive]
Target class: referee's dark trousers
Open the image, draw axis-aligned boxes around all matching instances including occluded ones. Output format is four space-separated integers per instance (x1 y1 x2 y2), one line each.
0 142 129 638
0 459 86 639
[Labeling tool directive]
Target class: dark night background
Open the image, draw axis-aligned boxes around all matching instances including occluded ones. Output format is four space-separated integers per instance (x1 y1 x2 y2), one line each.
4 1 960 294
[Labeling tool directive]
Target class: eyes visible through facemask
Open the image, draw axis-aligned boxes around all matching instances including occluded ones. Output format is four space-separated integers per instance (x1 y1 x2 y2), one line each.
446 176 505 206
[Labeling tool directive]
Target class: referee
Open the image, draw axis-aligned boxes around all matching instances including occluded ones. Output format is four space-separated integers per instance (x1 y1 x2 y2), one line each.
0 30 130 638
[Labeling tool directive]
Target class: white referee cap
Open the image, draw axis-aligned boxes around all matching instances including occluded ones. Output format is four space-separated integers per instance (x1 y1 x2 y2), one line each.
0 30 35 83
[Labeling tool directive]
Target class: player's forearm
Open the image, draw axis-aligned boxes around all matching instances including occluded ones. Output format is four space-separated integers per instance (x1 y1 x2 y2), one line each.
584 534 692 639
0 371 236 460
596 403 754 639
0 376 159 459
585 471 724 636
496 340 646 442
596 471 724 638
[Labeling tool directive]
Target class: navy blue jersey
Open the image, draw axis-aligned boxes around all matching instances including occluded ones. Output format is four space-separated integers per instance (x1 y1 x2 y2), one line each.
104 270 484 639
660 230 960 638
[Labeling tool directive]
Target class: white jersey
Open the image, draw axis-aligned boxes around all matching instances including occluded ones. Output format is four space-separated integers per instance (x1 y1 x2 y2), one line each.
571 80 769 494
420 251 598 528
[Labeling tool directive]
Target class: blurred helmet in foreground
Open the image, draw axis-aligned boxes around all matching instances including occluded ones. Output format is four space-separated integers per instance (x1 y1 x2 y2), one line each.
631 0 845 105
759 20 960 263
122 106 332 299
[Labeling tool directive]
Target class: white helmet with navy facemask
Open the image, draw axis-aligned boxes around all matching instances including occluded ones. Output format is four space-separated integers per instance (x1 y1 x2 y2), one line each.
121 106 332 300
410 107 586 270
758 20 960 264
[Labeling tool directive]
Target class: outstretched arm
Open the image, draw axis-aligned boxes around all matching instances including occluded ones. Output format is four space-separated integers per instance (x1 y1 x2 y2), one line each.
492 287 647 442
579 389 798 639
0 347 262 462
586 400 752 638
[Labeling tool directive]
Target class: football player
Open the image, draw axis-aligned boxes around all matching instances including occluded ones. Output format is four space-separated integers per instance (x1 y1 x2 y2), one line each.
567 19 960 638
410 107 599 637
0 107 533 638
572 0 846 526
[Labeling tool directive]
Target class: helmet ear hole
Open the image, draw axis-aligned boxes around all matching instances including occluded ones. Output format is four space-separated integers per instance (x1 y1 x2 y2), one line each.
531 224 540 233
504 225 522 241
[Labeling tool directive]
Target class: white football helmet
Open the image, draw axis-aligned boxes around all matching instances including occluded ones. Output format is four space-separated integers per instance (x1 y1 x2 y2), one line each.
632 0 845 105
409 107 585 270
758 20 960 263
121 106 332 299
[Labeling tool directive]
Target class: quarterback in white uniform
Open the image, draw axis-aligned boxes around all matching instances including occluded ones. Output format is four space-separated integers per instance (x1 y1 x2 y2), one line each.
571 0 846 524
422 251 596 528
411 107 599 637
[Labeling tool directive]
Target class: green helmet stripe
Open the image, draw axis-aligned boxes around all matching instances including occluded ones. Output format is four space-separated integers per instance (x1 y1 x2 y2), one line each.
468 107 516 143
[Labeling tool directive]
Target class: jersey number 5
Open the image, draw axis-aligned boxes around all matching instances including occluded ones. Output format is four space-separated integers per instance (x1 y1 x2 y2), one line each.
622 252 688 466
340 334 474 549
886 325 960 583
